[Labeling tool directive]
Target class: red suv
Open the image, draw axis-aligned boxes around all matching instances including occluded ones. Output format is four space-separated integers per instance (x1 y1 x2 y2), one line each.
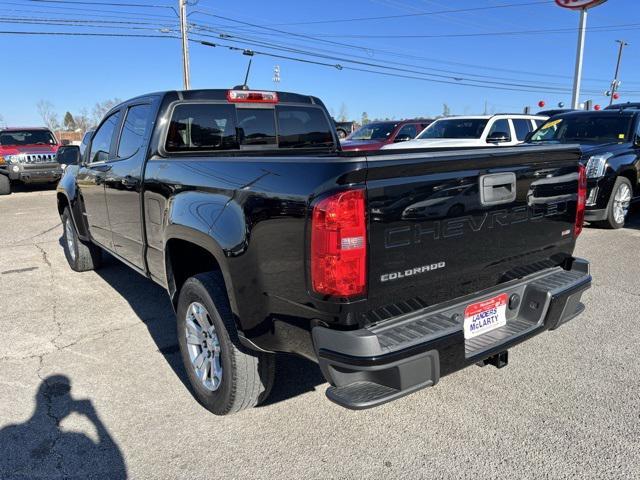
340 119 432 151
0 127 62 195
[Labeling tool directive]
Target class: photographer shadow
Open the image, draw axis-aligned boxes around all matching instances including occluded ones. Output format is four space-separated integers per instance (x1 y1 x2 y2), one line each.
0 375 126 479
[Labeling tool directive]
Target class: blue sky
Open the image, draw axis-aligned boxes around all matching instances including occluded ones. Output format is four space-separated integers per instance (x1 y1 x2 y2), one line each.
1 0 639 126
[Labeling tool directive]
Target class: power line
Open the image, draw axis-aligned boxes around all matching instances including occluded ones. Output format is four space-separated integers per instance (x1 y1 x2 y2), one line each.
189 9 625 85
0 29 178 38
276 22 640 39
189 27 607 94
26 0 174 9
258 0 554 26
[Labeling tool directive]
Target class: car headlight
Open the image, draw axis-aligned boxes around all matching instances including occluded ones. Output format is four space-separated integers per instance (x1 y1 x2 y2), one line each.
2 154 19 164
585 153 612 178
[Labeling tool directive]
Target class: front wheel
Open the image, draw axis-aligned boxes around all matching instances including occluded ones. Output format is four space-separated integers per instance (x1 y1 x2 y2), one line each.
0 175 10 195
595 177 633 229
61 207 102 271
177 272 275 415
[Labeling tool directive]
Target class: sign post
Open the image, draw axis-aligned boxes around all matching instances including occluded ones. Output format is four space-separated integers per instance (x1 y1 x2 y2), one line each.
555 0 608 109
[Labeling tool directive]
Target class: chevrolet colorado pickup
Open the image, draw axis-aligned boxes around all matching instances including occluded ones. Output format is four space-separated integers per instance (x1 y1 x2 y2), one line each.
0 127 63 194
56 88 591 415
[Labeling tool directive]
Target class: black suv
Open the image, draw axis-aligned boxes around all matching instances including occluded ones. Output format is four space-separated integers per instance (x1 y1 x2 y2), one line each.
526 108 640 228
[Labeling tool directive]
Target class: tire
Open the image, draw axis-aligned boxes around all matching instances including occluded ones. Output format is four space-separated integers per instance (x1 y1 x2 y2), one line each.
594 176 633 229
0 175 10 195
61 207 102 271
177 271 275 415
337 129 347 139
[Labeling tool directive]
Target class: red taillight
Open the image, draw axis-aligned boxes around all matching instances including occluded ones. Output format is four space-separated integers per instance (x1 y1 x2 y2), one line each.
226 90 278 103
575 163 587 237
311 189 367 297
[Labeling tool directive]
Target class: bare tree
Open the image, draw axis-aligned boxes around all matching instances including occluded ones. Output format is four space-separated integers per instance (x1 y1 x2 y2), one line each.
74 107 92 132
0 113 5 128
91 98 121 126
36 100 60 130
338 102 349 122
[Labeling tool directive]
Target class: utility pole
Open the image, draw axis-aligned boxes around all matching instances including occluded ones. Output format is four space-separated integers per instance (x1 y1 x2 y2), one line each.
571 7 588 109
609 39 628 105
179 0 191 90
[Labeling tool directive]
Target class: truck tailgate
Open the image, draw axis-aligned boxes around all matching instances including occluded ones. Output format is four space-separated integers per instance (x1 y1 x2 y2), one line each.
363 145 582 324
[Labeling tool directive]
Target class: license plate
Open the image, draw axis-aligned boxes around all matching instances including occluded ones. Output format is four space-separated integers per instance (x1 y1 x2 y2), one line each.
463 293 508 339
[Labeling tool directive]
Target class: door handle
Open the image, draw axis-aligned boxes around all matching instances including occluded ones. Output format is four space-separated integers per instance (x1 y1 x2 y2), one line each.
121 175 137 188
91 164 112 173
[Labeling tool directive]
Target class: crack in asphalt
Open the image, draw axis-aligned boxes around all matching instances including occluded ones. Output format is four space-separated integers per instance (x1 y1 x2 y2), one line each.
35 244 63 351
9 222 62 246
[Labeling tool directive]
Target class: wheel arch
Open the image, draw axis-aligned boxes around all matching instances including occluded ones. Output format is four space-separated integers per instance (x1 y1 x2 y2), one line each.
163 225 239 321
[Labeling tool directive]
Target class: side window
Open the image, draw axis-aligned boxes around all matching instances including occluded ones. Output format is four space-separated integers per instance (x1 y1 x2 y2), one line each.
237 108 276 146
512 119 533 141
396 124 418 139
117 104 152 158
166 103 238 152
89 111 121 163
276 106 333 148
488 119 511 139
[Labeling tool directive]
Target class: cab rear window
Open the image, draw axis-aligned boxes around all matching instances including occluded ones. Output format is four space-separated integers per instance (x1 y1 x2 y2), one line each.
165 103 334 152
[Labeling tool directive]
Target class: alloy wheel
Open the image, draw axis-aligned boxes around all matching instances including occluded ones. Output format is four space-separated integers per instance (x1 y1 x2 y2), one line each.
613 183 631 225
185 302 223 391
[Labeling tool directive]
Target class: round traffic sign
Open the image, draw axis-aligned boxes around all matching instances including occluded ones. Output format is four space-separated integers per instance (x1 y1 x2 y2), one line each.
554 0 607 10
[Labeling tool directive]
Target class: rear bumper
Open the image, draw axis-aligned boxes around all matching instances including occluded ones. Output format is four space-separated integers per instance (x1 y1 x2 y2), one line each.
312 259 591 409
0 164 63 183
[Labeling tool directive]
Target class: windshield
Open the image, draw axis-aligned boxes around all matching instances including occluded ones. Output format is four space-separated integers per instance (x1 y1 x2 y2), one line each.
529 115 633 143
348 122 397 141
0 130 57 146
417 118 488 139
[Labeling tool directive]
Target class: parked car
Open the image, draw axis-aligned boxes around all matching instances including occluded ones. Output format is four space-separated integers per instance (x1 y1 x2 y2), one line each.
0 127 63 195
57 87 590 414
333 119 355 139
341 119 432 151
526 109 640 228
381 114 547 150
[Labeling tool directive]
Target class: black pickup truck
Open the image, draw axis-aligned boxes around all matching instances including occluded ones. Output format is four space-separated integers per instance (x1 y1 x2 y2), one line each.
527 108 640 228
56 88 591 415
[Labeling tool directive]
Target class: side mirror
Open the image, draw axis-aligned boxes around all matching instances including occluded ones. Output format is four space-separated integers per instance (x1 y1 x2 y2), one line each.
486 132 511 143
56 145 81 166
394 134 412 143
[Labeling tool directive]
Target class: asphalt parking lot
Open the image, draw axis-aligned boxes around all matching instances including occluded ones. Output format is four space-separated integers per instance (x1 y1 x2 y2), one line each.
0 187 639 479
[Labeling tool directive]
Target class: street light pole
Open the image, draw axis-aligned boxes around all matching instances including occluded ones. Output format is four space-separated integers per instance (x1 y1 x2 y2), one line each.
571 7 588 109
179 0 191 90
609 39 628 105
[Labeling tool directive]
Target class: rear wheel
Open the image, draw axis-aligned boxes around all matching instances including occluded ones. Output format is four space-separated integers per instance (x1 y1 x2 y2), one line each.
337 129 348 139
61 207 102 271
595 177 632 229
177 271 275 415
0 175 10 195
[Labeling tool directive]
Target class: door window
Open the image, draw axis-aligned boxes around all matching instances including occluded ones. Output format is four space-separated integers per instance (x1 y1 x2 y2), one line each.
89 112 121 163
512 118 533 141
117 104 152 158
396 124 418 139
488 119 511 140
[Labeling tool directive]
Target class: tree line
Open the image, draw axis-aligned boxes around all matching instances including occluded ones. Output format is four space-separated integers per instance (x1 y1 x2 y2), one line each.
35 99 122 132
